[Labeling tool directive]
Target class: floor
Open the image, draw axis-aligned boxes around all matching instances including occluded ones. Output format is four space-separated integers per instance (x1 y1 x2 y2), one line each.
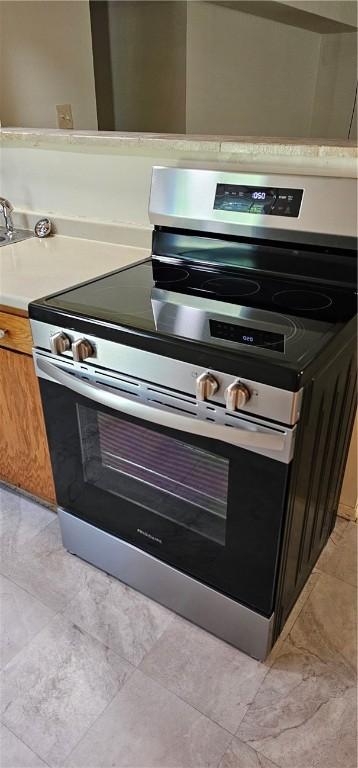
0 484 356 768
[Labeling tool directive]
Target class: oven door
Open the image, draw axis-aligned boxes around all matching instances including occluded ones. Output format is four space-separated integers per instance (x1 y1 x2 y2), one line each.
35 352 294 616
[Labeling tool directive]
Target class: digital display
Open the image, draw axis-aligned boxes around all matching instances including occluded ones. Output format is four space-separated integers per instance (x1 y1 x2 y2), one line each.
209 320 284 353
214 184 303 217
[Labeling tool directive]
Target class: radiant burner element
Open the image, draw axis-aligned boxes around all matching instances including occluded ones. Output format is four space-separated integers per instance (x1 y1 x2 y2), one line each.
156 266 189 283
272 290 333 311
203 277 260 297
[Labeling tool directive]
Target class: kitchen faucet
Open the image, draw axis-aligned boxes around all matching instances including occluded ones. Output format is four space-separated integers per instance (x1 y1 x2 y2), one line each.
0 197 14 236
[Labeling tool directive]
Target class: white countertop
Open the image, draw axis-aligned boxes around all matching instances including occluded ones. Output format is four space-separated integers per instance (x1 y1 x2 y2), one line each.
0 235 150 311
3 127 357 159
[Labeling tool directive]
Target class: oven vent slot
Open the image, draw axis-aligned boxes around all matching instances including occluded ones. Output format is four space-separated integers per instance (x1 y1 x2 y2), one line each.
147 386 194 404
96 379 140 397
94 369 141 388
146 396 197 417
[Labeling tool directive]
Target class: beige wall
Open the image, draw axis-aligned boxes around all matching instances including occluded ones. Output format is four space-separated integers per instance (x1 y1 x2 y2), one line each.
350 94 357 141
310 31 357 138
0 1 97 129
107 1 187 132
186 2 357 138
0 0 356 138
282 1 357 29
186 1 320 136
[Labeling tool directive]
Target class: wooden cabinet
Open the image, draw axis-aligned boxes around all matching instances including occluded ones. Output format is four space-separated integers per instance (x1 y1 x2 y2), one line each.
0 310 33 355
0 340 56 504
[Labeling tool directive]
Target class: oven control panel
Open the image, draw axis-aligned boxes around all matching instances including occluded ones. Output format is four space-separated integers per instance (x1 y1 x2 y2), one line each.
31 319 303 425
214 184 303 218
50 332 95 362
195 372 250 412
209 320 285 353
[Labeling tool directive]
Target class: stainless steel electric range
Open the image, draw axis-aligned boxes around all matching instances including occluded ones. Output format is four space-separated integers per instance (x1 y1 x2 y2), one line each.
29 168 357 660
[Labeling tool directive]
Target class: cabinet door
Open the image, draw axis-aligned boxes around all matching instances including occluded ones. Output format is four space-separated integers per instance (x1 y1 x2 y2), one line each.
0 347 56 503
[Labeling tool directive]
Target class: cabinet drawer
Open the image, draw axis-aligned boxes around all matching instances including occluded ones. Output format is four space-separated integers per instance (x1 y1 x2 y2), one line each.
0 312 33 355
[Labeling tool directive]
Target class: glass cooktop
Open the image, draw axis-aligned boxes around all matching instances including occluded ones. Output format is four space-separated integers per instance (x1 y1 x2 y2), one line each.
40 259 354 368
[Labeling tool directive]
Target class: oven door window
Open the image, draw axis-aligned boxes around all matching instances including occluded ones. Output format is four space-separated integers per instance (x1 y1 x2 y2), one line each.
78 405 229 546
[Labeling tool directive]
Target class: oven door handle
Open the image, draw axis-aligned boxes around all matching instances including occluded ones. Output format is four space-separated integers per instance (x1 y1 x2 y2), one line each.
36 356 292 458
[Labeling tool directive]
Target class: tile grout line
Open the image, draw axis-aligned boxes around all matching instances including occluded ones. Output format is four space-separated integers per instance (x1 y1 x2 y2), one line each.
213 732 283 768
277 572 322 645
314 566 357 590
231 572 325 740
56 573 178 670
62 663 236 768
0 570 60 614
0 524 104 618
234 565 357 758
0 610 58 673
136 663 242 741
0 720 51 767
58 662 138 768
0 618 138 767
214 731 236 768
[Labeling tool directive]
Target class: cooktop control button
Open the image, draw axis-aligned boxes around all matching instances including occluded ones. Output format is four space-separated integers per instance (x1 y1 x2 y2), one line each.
225 381 251 411
72 338 95 362
50 331 71 356
196 372 219 401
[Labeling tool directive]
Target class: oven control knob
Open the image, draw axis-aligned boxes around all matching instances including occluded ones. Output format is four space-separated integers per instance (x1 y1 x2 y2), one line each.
72 338 94 362
196 372 219 401
225 381 251 411
50 331 71 356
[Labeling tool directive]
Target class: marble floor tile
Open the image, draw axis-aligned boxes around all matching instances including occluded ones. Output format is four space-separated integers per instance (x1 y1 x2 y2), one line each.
1 614 133 766
64 669 232 768
1 518 97 612
289 572 357 669
0 725 48 768
0 486 55 566
315 521 357 588
272 571 321 650
140 616 268 733
62 569 174 666
0 575 54 668
237 572 357 768
218 737 279 768
327 514 349 543
338 502 357 522
237 642 356 768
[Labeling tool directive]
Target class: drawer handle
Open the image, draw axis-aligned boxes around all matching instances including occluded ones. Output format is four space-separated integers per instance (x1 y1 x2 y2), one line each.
0 329 7 339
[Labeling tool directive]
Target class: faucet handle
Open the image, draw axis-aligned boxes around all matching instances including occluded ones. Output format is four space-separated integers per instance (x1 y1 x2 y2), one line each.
0 197 13 212
0 197 14 235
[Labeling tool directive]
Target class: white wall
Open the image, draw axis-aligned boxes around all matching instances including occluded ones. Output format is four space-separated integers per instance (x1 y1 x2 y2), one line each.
0 1 97 130
186 2 321 137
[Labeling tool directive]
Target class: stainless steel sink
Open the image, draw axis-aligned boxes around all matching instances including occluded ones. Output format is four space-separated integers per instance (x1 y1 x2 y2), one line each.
0 228 34 247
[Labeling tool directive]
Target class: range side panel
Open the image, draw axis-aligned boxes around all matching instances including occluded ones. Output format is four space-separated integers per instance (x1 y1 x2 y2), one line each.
273 335 357 640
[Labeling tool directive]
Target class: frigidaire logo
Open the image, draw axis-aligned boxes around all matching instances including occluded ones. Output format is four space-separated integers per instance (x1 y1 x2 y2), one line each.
137 528 162 545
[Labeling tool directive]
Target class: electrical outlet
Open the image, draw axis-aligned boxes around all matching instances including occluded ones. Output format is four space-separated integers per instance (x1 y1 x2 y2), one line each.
56 104 73 129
